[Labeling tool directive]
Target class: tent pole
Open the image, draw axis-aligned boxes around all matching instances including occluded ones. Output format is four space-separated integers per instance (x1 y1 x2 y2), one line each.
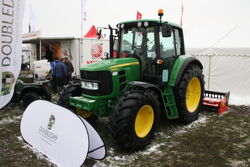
208 55 212 90
39 39 42 60
80 0 83 77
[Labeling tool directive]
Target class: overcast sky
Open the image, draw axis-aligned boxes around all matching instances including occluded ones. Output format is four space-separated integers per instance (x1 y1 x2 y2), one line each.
23 0 250 48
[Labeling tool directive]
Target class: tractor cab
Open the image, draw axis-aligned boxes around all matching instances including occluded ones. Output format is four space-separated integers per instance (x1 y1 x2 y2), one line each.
108 11 185 85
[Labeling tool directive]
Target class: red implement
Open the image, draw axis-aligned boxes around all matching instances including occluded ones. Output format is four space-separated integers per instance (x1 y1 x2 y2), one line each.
203 91 230 115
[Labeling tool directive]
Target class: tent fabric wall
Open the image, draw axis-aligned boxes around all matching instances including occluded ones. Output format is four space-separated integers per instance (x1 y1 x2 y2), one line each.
193 54 250 105
192 55 210 89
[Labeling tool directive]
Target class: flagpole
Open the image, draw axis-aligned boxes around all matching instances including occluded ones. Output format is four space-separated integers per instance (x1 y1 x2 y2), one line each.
29 4 31 32
81 0 83 37
79 0 83 77
180 2 184 26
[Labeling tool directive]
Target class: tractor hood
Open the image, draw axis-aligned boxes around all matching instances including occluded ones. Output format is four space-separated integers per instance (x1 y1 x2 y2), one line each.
80 58 140 71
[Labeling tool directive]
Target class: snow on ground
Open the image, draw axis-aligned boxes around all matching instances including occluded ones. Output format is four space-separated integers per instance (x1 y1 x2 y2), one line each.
175 115 208 134
17 136 57 166
0 115 22 125
94 114 209 167
140 143 165 155
0 117 14 125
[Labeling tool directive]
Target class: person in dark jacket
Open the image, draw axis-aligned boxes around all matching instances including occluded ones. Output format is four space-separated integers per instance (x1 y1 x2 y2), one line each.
64 57 74 84
54 58 67 92
45 46 53 62
50 57 59 92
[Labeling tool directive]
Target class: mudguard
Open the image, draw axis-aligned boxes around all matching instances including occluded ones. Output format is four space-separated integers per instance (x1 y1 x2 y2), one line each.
168 55 203 87
127 81 162 94
126 81 168 113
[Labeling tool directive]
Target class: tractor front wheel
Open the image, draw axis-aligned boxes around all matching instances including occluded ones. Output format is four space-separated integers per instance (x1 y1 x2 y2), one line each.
175 64 205 124
57 82 97 123
57 82 82 110
109 90 160 151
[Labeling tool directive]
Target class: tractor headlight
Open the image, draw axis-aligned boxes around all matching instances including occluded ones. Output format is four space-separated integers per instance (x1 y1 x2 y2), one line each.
81 81 99 90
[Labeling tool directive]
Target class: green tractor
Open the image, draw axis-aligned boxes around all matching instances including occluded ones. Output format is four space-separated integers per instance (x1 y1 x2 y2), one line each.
58 10 205 151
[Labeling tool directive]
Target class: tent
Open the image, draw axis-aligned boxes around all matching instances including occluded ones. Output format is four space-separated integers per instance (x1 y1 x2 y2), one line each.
186 48 250 105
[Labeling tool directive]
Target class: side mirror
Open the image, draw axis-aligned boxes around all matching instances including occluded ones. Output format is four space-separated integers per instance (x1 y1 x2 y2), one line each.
162 23 172 37
97 29 102 39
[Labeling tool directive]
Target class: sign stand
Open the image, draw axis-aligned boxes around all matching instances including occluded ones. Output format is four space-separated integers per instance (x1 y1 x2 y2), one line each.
20 100 106 167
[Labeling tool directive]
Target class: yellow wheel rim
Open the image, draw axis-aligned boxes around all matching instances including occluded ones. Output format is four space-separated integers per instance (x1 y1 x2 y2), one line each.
76 108 92 118
135 105 154 138
186 77 201 113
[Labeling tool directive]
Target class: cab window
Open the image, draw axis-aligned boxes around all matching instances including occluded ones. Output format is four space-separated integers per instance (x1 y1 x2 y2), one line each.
159 27 182 58
174 29 181 56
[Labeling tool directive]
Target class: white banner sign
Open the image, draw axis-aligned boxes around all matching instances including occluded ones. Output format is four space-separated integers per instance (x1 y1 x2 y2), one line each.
0 0 26 109
20 100 106 167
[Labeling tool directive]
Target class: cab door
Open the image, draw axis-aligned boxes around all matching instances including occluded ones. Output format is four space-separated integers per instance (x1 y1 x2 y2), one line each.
157 27 183 84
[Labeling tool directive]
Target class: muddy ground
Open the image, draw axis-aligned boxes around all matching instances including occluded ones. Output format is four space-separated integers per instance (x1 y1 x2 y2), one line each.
0 103 249 167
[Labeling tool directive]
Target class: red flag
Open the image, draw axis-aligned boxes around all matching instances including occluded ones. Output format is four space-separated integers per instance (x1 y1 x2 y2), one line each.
180 2 184 26
136 11 142 20
84 25 98 38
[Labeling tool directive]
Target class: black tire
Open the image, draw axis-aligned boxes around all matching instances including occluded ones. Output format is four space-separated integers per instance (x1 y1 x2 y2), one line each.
109 89 160 151
22 92 40 108
175 64 205 124
57 82 82 109
41 88 52 101
57 82 97 123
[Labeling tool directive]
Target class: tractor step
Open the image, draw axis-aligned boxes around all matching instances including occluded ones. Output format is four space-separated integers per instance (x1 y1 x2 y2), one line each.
162 87 179 119
203 90 230 115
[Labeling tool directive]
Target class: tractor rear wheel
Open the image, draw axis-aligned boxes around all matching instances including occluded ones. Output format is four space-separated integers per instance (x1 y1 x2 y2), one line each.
175 65 205 124
109 89 160 151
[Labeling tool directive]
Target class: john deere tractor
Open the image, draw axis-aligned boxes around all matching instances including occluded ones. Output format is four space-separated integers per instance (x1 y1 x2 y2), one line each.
58 10 204 151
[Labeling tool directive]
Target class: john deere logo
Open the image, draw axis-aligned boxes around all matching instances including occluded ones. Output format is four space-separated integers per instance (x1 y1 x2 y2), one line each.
47 114 55 130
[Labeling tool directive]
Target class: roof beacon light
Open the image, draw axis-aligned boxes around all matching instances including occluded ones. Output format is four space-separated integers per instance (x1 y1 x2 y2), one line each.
158 9 164 17
158 9 164 23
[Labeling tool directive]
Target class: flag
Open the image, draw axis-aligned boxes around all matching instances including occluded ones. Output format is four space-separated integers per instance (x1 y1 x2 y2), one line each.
0 0 26 108
29 5 36 32
136 11 142 20
84 25 98 38
180 2 184 26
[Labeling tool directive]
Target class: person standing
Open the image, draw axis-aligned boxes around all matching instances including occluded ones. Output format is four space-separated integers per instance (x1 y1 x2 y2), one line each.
50 58 59 92
64 57 74 84
45 45 53 62
54 57 67 92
